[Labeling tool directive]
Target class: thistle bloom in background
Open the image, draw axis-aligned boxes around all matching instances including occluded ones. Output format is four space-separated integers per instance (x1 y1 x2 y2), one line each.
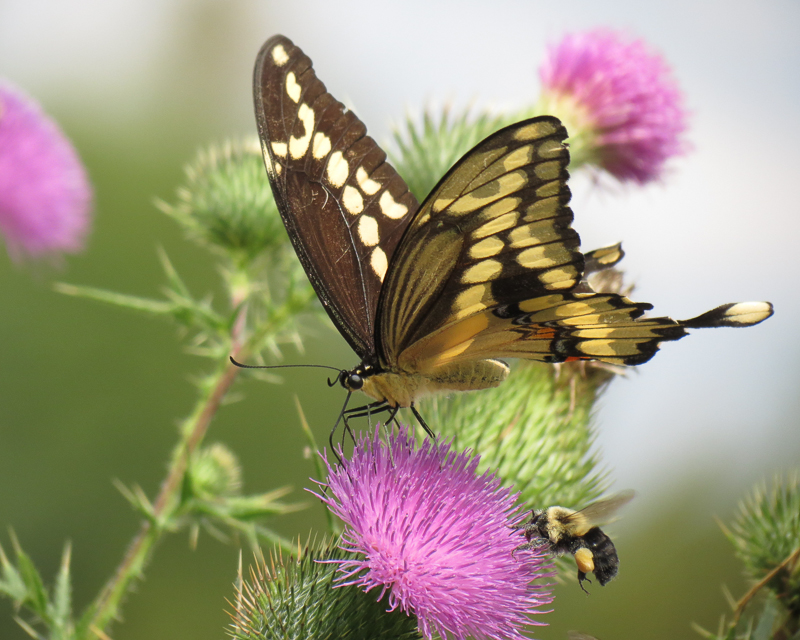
0 81 92 260
538 29 687 184
316 427 553 640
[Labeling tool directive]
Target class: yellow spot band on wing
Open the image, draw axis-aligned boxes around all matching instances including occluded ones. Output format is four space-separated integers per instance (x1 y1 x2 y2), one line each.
312 132 331 159
356 167 381 195
342 185 364 215
285 72 301 103
289 104 314 158
513 120 559 140
379 190 408 219
271 44 289 66
327 151 349 187
371 246 388 281
461 259 503 284
472 211 519 240
270 142 288 157
449 170 528 215
357 215 379 246
469 236 505 259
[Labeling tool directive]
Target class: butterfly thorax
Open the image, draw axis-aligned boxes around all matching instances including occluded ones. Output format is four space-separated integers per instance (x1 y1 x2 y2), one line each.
341 358 511 408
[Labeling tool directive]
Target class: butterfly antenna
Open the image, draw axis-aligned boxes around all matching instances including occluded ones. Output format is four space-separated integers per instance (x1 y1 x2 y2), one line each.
229 356 344 376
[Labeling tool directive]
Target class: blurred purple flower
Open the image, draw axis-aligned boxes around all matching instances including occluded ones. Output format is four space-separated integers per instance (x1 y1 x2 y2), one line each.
539 29 688 183
0 81 92 260
315 427 553 640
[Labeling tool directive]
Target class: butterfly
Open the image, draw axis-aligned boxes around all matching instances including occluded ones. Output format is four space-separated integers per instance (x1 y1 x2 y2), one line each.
252 35 773 437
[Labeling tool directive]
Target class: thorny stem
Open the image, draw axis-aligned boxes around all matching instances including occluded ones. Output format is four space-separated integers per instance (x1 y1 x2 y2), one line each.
88 352 245 634
732 546 800 627
86 282 309 635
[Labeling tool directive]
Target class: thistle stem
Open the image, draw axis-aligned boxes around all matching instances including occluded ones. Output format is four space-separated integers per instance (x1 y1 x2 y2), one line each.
83 268 313 636
87 355 244 633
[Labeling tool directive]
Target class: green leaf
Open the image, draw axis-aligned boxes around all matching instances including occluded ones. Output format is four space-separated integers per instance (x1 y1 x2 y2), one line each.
49 543 74 637
54 283 174 316
0 541 28 603
752 594 779 640
10 534 49 619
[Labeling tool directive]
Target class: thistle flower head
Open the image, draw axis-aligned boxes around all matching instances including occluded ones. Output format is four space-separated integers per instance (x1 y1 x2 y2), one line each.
316 427 553 640
538 29 688 183
0 81 92 260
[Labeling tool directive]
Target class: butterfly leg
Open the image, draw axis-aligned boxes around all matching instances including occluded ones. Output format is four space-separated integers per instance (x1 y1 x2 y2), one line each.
340 400 392 436
409 404 435 439
328 391 354 465
329 394 386 463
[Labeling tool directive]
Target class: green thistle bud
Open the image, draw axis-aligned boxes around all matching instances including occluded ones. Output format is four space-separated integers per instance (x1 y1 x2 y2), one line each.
230 542 422 640
190 443 242 500
419 361 605 512
159 138 286 262
726 472 800 615
390 109 510 202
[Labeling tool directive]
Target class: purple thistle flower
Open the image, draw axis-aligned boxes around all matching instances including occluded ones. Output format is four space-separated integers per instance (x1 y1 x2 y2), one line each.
0 81 92 260
538 29 688 183
315 427 554 640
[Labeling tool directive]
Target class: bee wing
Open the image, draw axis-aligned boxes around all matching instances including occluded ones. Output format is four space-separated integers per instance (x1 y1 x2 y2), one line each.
567 490 635 532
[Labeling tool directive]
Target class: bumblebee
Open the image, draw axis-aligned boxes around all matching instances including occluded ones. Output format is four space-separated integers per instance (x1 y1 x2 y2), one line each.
519 490 635 592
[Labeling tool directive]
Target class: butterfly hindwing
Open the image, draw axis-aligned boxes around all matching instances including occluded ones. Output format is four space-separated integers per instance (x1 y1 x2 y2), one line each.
375 117 698 372
254 35 418 359
397 291 689 372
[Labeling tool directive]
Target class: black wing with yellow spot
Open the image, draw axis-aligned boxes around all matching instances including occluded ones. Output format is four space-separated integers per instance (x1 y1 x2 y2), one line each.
254 35 417 359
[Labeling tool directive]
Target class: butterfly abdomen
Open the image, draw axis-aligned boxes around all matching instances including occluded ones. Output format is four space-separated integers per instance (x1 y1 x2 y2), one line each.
361 359 510 407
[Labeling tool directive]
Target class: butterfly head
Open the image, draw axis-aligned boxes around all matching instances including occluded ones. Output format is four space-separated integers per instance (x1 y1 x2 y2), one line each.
336 363 382 392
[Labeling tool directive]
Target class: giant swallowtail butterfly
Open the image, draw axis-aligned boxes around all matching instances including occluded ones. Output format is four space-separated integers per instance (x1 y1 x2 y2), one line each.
252 35 772 433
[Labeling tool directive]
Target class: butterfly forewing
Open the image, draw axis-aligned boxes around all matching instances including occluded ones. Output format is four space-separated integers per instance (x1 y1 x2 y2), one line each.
379 117 583 365
254 35 418 359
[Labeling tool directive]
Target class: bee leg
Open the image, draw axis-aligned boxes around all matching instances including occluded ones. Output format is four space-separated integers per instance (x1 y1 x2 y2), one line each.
512 535 548 560
577 571 592 594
